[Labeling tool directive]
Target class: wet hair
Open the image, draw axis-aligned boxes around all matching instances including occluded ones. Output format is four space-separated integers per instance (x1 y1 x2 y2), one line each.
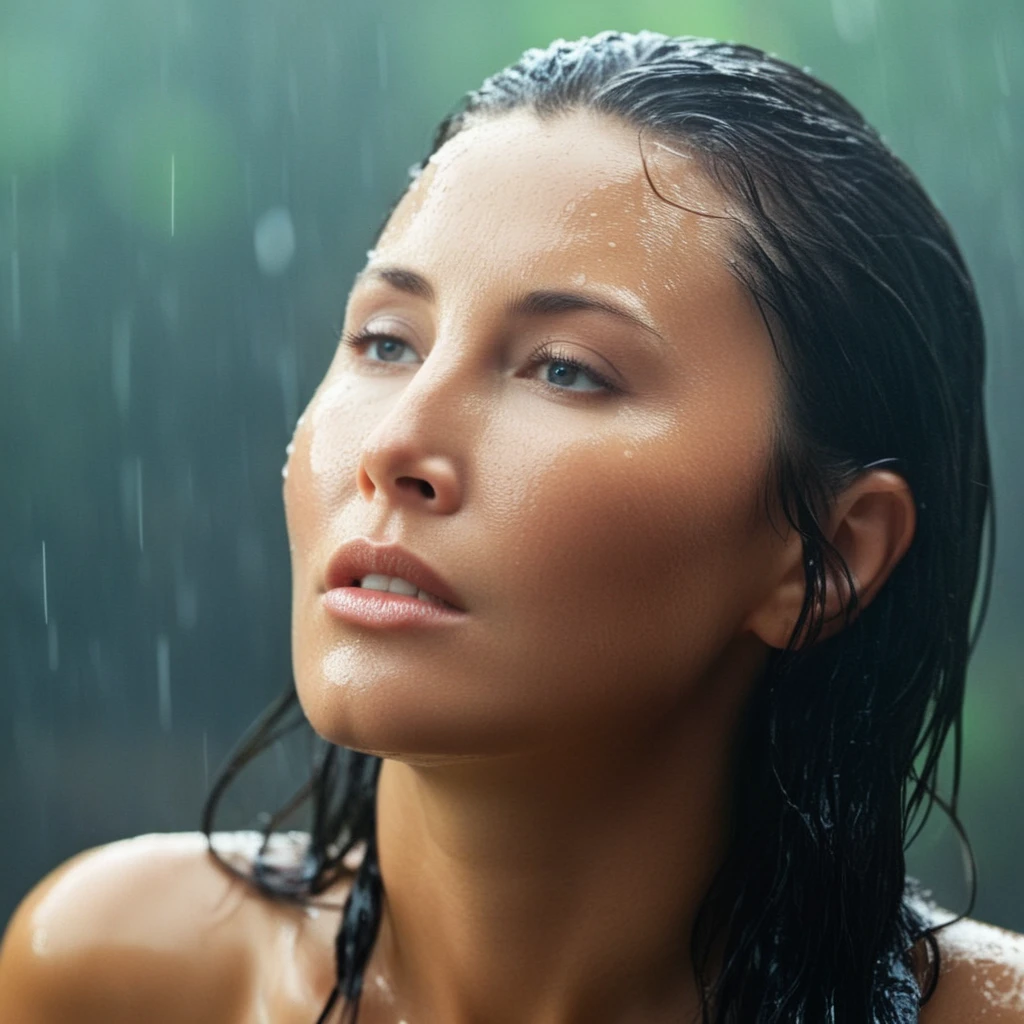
203 30 994 1024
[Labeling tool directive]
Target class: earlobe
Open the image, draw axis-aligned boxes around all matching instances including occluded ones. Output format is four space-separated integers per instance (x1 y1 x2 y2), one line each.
744 470 917 650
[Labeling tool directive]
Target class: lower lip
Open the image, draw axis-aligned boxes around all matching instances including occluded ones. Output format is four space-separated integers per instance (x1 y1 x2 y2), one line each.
321 587 467 629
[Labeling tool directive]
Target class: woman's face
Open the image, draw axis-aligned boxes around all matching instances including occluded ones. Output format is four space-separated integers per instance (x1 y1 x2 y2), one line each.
284 108 783 759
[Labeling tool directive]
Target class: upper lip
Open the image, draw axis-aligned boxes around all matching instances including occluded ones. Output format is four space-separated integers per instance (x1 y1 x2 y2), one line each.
324 538 465 611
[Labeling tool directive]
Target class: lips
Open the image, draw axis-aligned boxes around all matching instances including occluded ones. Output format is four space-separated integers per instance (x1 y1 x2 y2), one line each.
324 538 465 611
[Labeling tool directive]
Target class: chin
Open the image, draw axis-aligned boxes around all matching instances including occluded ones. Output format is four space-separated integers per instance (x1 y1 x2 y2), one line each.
293 662 533 761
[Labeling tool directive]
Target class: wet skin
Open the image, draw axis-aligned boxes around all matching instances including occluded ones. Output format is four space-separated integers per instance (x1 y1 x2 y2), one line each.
285 107 785 765
283 105 786 1022
2 108 1019 1024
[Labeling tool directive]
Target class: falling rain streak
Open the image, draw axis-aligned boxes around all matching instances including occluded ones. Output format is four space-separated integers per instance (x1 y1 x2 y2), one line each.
377 22 388 91
136 457 144 551
41 540 48 624
10 251 20 340
47 623 59 673
10 176 20 340
112 310 132 416
157 635 172 732
170 153 176 237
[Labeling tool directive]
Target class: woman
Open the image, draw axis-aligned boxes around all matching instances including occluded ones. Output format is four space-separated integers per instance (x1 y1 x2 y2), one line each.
1 29 1020 1024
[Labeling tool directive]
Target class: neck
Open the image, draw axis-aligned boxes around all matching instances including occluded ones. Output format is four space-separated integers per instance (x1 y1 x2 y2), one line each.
362 652 758 1024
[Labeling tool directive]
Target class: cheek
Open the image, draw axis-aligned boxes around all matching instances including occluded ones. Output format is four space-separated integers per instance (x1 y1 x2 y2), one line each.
283 378 367 574
543 455 759 618
466 421 774 730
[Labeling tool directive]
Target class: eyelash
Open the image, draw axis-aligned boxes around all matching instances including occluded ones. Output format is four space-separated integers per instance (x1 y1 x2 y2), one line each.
339 328 622 396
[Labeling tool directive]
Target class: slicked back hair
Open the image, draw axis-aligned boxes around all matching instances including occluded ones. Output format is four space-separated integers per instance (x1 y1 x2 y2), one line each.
204 31 994 1024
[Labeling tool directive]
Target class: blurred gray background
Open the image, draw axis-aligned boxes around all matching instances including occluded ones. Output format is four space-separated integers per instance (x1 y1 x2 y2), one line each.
1 0 1021 930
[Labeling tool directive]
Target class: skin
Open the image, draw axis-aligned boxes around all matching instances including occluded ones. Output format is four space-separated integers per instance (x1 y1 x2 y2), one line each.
1 106 1021 1024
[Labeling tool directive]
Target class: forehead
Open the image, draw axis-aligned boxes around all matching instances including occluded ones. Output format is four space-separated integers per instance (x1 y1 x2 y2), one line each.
373 108 741 319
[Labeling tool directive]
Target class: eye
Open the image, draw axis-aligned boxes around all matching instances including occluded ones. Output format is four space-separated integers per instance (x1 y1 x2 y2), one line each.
523 342 619 395
341 329 621 396
342 329 419 364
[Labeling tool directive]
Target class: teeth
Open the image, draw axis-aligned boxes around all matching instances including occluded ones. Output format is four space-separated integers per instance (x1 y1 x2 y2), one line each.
358 573 442 605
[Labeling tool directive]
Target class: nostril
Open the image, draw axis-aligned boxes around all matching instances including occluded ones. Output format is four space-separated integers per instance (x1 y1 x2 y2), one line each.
397 477 435 499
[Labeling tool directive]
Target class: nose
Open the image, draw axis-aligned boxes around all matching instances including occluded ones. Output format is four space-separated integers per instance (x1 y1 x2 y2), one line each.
357 451 461 515
355 361 469 517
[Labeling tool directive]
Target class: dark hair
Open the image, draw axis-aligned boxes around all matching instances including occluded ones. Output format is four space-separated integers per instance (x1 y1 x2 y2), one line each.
202 30 994 1024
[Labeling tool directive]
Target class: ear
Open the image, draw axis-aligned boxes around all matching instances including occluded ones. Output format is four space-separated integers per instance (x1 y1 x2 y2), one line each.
743 470 917 649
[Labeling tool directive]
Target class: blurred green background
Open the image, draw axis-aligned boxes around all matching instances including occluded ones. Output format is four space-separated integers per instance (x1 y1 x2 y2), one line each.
1 0 1021 930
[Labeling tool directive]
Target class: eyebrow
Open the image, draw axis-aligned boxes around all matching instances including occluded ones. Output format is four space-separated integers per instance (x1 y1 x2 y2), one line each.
353 265 665 343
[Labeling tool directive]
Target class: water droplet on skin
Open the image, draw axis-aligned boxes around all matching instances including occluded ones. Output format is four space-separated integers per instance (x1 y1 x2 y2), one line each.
623 450 634 459
281 464 289 480
571 272 586 287
608 241 616 247
373 973 397 1004
590 211 598 217
285 441 295 456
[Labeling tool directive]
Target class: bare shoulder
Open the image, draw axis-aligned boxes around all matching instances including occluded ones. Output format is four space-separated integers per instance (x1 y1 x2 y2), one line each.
0 832 268 1024
920 914 1024 1023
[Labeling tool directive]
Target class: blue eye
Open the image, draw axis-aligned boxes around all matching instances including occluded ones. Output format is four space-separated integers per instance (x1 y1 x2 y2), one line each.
342 330 419 364
526 344 616 394
340 330 620 396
